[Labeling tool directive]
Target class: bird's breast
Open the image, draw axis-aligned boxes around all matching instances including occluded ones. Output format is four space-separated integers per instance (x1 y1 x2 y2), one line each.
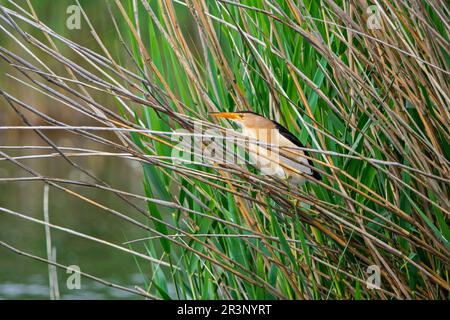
241 127 313 184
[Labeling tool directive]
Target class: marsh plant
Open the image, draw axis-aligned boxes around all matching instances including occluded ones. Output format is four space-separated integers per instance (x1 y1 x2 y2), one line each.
0 0 448 299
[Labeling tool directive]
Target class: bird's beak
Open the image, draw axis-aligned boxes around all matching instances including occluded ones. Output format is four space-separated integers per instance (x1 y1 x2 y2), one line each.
209 112 241 120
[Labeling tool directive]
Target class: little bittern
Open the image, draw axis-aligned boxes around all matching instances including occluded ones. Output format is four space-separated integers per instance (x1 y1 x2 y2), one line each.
210 111 321 186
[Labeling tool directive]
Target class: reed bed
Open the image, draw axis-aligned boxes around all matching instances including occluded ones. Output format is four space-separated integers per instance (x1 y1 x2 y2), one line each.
0 0 448 299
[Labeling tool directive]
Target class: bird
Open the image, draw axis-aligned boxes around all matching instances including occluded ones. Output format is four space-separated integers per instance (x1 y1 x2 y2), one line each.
210 111 321 186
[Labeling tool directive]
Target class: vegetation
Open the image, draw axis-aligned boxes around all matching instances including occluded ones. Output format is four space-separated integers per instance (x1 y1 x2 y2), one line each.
0 0 448 299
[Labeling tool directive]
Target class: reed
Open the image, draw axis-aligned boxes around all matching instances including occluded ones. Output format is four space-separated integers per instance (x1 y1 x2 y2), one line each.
0 0 448 299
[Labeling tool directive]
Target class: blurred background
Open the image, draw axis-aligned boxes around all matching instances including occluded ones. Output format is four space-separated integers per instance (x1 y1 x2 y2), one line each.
0 0 166 299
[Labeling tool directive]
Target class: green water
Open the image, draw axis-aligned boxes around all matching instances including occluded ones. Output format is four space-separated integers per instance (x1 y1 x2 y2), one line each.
0 136 153 299
0 0 165 299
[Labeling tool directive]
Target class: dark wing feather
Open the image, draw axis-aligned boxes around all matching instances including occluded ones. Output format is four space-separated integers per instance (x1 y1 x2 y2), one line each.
272 121 322 180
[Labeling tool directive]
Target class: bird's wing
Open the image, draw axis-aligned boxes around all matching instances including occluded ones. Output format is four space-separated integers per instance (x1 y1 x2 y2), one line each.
272 121 322 180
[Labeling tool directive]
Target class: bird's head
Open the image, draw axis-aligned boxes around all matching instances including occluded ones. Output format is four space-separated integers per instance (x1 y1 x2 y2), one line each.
209 111 273 129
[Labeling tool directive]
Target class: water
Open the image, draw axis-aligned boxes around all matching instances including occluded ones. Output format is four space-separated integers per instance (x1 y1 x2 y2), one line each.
0 132 153 299
0 0 173 299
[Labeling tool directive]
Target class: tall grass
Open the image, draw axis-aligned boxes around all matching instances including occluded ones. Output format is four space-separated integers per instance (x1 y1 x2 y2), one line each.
0 0 448 299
